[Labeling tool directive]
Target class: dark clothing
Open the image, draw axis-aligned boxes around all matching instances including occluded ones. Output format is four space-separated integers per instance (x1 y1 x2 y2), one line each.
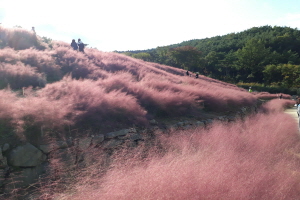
71 41 78 50
186 71 189 76
78 41 85 52
78 43 84 52
195 74 199 78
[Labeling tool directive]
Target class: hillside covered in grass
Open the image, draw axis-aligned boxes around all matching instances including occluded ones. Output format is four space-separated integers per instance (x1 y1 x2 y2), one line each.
0 26 264 141
1 27 300 200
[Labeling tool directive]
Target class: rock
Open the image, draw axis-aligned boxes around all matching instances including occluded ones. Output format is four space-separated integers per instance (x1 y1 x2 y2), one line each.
56 140 70 149
0 169 4 187
77 137 92 150
92 134 105 145
8 143 46 167
102 139 124 149
51 148 77 169
0 157 7 168
195 121 205 126
39 140 71 154
183 125 192 130
149 119 158 125
177 122 185 127
105 129 131 139
129 134 143 141
2 143 9 152
204 119 213 125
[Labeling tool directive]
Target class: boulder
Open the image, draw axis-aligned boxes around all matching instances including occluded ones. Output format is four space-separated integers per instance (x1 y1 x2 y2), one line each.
2 143 9 152
39 140 71 154
8 143 46 167
92 134 105 145
195 121 205 126
77 137 92 151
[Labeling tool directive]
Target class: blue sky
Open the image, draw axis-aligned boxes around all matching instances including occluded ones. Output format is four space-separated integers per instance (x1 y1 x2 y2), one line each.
0 0 300 52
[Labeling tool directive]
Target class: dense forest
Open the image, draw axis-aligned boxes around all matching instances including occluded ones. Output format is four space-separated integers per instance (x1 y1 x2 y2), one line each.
121 26 300 92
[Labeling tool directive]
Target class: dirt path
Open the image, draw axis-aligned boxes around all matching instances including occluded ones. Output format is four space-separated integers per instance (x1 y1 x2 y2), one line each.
285 106 298 123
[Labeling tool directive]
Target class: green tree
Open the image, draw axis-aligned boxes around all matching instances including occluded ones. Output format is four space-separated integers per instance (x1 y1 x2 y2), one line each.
236 39 271 82
132 52 152 61
169 46 203 72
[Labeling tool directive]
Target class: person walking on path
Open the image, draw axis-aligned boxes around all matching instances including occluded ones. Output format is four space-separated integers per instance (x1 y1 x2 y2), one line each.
297 98 300 130
71 39 78 50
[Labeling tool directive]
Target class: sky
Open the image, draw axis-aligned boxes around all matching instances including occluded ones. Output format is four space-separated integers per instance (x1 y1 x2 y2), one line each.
0 0 300 52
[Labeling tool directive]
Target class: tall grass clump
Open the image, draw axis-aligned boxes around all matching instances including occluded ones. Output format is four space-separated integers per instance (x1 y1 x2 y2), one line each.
0 62 46 89
0 27 47 50
54 102 300 200
260 98 295 113
38 76 147 130
18 48 61 82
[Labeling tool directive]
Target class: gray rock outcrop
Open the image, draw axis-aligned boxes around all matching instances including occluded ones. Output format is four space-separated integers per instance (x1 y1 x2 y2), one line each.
7 143 46 167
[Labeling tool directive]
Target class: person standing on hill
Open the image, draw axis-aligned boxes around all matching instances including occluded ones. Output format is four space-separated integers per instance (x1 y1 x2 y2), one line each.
186 70 190 76
78 38 85 52
248 87 253 93
71 39 78 50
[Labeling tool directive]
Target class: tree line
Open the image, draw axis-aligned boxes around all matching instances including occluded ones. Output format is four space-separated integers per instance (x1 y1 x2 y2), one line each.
120 26 300 90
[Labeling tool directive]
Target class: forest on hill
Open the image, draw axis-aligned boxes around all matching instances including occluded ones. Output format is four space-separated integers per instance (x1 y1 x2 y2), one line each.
121 26 300 93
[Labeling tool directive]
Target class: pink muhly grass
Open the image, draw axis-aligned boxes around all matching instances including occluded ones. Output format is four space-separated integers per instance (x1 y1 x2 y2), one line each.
38 76 147 129
0 62 46 89
0 47 20 64
18 48 61 82
63 112 300 200
0 27 46 50
260 99 296 113
0 89 19 120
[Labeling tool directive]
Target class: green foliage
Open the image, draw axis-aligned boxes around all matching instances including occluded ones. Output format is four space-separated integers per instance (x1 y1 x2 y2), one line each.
132 52 151 61
237 82 298 95
120 25 300 90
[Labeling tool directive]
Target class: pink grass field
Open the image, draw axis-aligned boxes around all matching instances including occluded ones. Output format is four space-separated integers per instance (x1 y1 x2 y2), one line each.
0 27 262 134
1 26 300 200
49 99 300 200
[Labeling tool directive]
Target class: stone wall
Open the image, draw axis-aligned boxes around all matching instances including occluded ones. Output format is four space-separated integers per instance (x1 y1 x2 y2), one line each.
0 105 257 197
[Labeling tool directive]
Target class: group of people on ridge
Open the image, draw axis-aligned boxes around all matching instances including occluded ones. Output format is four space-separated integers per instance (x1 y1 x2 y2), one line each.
186 70 199 79
71 39 87 52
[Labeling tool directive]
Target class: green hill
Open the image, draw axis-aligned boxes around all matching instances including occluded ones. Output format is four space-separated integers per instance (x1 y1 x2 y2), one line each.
121 25 300 91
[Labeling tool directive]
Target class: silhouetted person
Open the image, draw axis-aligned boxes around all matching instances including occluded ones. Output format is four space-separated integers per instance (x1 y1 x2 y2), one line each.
186 70 189 76
279 94 283 99
195 73 199 78
78 38 85 52
71 39 78 50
